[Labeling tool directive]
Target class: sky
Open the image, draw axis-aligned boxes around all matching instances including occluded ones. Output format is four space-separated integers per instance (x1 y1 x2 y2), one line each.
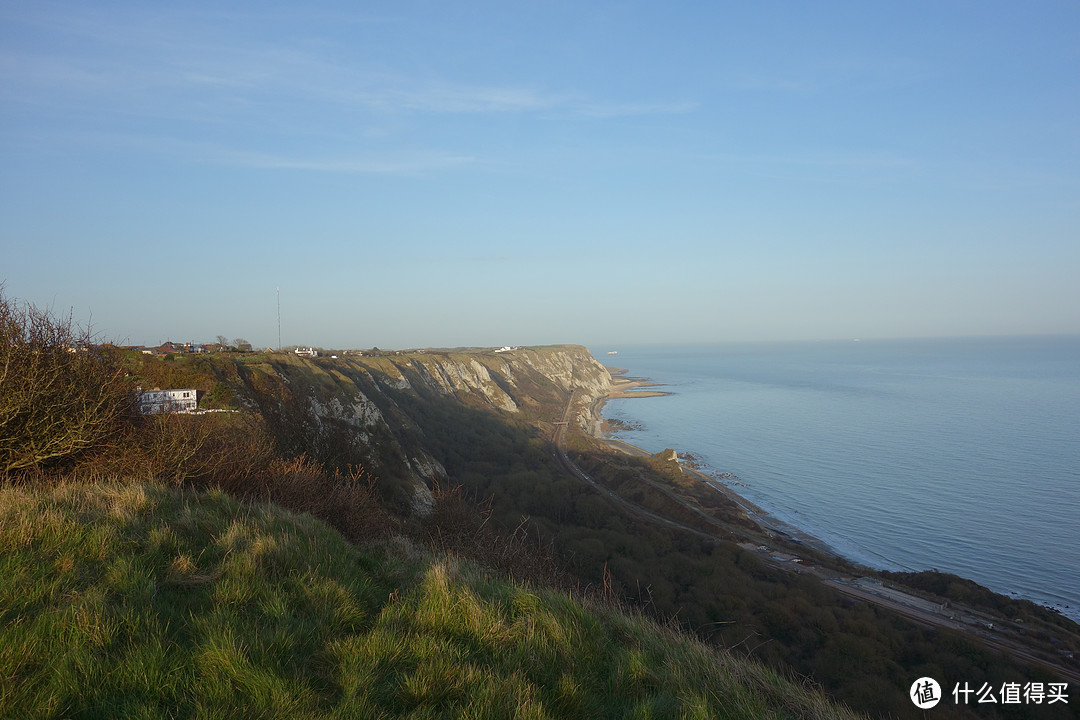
2 1 1079 350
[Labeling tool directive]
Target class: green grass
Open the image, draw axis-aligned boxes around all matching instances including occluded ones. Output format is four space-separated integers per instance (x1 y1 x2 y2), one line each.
0 481 862 720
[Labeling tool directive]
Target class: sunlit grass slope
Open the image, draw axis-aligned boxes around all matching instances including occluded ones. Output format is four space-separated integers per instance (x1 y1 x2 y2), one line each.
0 482 862 720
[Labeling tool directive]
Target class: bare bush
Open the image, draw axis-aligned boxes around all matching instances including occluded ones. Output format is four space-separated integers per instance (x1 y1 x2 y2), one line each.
82 411 277 487
422 480 574 590
0 288 133 473
236 454 395 542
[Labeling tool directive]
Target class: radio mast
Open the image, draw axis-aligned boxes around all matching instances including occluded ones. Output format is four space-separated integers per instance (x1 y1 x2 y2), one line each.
276 287 281 350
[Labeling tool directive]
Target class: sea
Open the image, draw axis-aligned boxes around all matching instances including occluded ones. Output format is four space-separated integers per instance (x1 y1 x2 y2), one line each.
592 336 1080 622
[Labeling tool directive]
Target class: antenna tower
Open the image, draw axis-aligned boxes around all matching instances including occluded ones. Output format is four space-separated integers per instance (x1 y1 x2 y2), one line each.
276 287 281 350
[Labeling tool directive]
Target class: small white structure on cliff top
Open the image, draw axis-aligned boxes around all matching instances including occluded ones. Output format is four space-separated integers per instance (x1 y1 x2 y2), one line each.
295 347 319 357
139 389 198 414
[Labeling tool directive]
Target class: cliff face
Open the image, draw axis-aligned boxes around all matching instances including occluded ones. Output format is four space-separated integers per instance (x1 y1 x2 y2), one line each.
215 345 610 512
399 345 611 415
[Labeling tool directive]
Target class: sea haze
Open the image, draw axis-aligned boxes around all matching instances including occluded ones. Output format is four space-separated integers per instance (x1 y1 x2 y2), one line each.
596 336 1080 621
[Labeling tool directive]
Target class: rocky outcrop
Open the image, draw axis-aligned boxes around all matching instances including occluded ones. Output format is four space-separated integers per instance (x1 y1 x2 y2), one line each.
394 345 611 416
406 356 520 412
221 345 611 514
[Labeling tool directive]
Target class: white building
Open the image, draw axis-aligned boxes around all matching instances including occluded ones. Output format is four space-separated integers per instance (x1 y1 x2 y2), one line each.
295 347 319 357
139 389 198 414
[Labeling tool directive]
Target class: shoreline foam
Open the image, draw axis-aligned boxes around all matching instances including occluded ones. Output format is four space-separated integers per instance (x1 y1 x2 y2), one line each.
589 365 1080 625
587 378 843 561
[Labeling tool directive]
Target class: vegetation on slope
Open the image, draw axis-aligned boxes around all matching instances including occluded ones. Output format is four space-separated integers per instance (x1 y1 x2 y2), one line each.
0 481 862 720
0 288 131 472
375 382 1080 720
2 292 1076 718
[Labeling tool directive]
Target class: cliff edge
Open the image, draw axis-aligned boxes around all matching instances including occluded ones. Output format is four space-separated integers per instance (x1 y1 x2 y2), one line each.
189 345 610 512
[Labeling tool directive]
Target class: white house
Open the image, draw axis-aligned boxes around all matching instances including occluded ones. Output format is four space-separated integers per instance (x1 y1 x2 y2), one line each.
139 389 198 414
295 347 319 357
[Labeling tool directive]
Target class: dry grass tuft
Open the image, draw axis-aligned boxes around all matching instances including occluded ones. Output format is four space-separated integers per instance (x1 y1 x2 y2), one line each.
422 480 576 592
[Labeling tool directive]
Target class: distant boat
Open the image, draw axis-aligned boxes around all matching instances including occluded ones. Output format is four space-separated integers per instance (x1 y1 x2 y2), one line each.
607 350 618 355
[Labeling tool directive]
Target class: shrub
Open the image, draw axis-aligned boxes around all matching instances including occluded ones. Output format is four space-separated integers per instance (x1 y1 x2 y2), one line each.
85 411 277 486
0 287 133 473
422 481 574 591
238 454 395 542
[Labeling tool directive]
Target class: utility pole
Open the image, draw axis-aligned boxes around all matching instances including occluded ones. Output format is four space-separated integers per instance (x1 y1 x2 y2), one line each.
276 287 281 350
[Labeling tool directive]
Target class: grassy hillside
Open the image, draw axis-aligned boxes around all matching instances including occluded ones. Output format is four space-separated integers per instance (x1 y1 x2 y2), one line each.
0 481 863 720
5 320 1076 720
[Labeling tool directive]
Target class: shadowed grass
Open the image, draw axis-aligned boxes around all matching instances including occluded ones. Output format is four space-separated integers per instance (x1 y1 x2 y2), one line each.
0 481 862 720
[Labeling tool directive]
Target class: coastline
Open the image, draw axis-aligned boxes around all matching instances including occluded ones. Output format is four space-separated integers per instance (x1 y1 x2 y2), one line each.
589 364 1080 627
604 372 671 401
583 367 1080 683
589 373 841 560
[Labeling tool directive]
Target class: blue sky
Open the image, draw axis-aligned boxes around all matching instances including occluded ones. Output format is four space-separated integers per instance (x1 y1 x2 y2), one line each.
2 1 1078 349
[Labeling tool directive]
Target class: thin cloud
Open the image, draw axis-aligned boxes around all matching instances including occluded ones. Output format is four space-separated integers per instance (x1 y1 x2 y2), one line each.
134 134 481 175
3 125 479 176
3 6 694 121
332 80 563 114
221 149 479 175
713 150 920 171
1 3 701 181
723 54 931 96
577 100 699 118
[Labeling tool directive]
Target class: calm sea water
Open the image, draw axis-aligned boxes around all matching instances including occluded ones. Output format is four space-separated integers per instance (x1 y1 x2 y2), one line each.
594 336 1080 621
